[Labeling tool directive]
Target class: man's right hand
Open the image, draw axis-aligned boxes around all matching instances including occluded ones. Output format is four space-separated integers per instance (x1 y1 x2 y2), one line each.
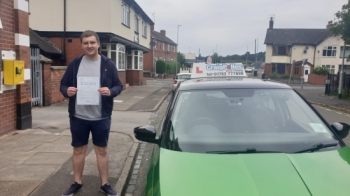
67 87 78 97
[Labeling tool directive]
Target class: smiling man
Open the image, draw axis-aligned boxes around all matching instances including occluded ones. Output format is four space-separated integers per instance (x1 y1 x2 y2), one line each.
60 30 123 196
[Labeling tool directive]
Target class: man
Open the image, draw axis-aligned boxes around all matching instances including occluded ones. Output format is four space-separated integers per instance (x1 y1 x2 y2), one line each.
60 30 123 196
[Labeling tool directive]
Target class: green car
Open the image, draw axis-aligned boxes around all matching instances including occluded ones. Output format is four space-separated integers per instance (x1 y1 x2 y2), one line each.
134 78 350 196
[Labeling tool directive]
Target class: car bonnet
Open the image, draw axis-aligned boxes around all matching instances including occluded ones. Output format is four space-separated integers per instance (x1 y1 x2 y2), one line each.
158 147 350 196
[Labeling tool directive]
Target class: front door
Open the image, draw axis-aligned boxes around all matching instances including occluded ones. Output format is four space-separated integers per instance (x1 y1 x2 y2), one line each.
277 63 285 74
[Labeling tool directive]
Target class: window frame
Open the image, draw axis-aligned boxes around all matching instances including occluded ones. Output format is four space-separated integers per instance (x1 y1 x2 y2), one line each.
322 65 335 74
134 15 139 33
122 2 130 26
322 46 337 57
127 50 144 70
142 20 147 38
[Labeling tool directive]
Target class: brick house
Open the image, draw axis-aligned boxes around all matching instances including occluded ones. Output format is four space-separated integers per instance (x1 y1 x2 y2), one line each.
0 0 32 135
264 18 350 79
144 29 177 76
29 0 154 86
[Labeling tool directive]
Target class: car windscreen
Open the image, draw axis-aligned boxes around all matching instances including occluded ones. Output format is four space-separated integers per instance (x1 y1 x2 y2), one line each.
163 89 340 153
176 74 191 79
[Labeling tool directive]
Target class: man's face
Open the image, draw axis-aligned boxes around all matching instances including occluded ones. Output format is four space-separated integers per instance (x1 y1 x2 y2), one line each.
81 36 100 58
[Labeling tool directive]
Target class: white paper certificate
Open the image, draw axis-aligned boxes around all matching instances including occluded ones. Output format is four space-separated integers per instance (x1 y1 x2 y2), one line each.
77 77 100 105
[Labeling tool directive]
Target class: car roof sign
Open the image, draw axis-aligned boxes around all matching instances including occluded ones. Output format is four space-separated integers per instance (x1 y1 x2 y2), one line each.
191 63 247 78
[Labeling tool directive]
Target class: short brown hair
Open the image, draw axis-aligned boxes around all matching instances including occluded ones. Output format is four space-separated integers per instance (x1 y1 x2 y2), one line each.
80 30 100 43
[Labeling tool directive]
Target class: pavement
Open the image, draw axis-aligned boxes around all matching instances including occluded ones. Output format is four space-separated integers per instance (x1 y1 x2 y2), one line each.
0 79 173 196
1 77 350 196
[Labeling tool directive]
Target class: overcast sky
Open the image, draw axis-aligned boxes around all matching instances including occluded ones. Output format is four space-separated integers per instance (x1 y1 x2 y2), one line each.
135 0 347 57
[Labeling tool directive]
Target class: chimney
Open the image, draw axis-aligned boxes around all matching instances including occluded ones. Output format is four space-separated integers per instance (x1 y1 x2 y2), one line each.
269 17 274 29
326 20 333 29
160 30 166 36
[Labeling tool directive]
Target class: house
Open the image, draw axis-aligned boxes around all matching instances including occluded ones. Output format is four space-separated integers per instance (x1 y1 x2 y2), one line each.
0 0 32 134
264 18 350 78
144 29 177 77
29 0 154 86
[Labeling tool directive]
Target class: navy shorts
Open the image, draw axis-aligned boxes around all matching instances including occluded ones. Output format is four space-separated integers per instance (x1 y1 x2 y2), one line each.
69 117 111 147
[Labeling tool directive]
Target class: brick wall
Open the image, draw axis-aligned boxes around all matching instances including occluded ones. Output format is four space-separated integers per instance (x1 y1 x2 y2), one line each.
48 37 84 66
0 0 15 50
51 67 66 104
308 74 327 85
0 0 16 134
0 91 16 135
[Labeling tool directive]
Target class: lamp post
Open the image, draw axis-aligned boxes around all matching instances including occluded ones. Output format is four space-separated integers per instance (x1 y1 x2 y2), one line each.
150 36 157 79
177 25 181 74
288 60 296 85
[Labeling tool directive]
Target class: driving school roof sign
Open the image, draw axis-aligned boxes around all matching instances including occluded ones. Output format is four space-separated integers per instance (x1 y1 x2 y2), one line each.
191 63 247 78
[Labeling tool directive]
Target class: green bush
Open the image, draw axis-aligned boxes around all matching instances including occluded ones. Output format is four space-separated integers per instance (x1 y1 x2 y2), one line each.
280 74 290 79
156 60 166 74
312 66 329 75
165 62 179 74
269 72 278 79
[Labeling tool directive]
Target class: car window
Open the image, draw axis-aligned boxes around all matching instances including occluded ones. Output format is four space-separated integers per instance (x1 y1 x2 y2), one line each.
164 89 339 153
176 74 191 79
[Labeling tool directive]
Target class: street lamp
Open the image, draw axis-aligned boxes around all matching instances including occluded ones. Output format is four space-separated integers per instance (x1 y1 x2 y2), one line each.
177 25 181 74
150 36 157 79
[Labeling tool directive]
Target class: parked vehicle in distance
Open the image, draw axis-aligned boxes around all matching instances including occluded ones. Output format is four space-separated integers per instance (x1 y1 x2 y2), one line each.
173 73 191 90
245 66 254 73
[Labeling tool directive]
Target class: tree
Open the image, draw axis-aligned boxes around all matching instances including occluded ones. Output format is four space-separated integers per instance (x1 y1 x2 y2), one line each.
329 1 350 44
329 0 350 98
177 52 185 66
156 60 166 74
212 52 220 63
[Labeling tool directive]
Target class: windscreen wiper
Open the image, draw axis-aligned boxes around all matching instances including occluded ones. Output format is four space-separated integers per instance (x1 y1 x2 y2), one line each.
206 148 281 154
294 143 338 153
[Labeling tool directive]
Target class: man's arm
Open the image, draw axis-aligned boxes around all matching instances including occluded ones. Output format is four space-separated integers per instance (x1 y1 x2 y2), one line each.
109 62 123 98
60 61 75 98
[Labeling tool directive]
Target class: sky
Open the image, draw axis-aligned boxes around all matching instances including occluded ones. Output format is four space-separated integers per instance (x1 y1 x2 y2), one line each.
135 0 347 57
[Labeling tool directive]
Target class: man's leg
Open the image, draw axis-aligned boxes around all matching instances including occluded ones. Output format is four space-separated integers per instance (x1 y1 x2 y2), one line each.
73 145 88 184
94 145 109 185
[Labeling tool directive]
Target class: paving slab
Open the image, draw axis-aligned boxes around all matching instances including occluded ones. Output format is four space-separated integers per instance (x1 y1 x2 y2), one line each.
32 142 72 153
0 165 60 181
0 181 42 196
22 152 72 165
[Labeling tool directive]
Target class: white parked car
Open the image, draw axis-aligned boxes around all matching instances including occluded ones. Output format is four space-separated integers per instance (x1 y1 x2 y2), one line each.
245 67 254 73
173 73 191 90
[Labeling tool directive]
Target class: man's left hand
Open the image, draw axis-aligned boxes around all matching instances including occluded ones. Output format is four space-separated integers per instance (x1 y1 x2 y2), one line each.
98 87 111 96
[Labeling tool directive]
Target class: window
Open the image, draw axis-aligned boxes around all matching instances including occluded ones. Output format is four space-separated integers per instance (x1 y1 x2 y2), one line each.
122 2 130 26
101 43 108 57
168 45 170 51
142 21 147 37
174 46 176 52
294 67 299 75
154 43 157 49
322 46 337 57
117 45 126 70
163 43 165 50
273 45 289 56
100 43 125 70
134 15 139 33
128 50 143 70
322 65 335 74
340 46 350 58
167 89 337 153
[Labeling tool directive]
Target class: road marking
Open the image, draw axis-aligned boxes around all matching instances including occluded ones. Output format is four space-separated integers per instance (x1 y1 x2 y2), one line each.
114 100 123 103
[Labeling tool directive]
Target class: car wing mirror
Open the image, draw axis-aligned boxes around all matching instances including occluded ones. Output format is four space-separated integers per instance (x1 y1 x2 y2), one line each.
331 122 350 139
134 125 160 144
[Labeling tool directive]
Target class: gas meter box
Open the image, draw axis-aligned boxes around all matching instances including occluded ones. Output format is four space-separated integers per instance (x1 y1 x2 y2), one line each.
3 60 25 85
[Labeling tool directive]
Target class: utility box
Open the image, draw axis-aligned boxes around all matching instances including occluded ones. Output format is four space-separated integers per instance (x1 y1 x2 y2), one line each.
3 60 25 85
